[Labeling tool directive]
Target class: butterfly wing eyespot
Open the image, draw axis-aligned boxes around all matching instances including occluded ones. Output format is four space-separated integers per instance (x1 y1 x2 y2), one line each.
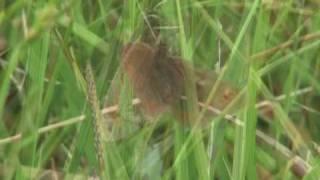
223 88 234 101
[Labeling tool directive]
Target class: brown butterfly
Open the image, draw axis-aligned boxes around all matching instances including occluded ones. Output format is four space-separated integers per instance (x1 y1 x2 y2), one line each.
121 42 242 124
122 42 186 116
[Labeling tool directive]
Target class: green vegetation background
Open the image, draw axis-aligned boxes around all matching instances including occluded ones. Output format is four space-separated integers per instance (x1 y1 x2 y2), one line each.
0 0 320 179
